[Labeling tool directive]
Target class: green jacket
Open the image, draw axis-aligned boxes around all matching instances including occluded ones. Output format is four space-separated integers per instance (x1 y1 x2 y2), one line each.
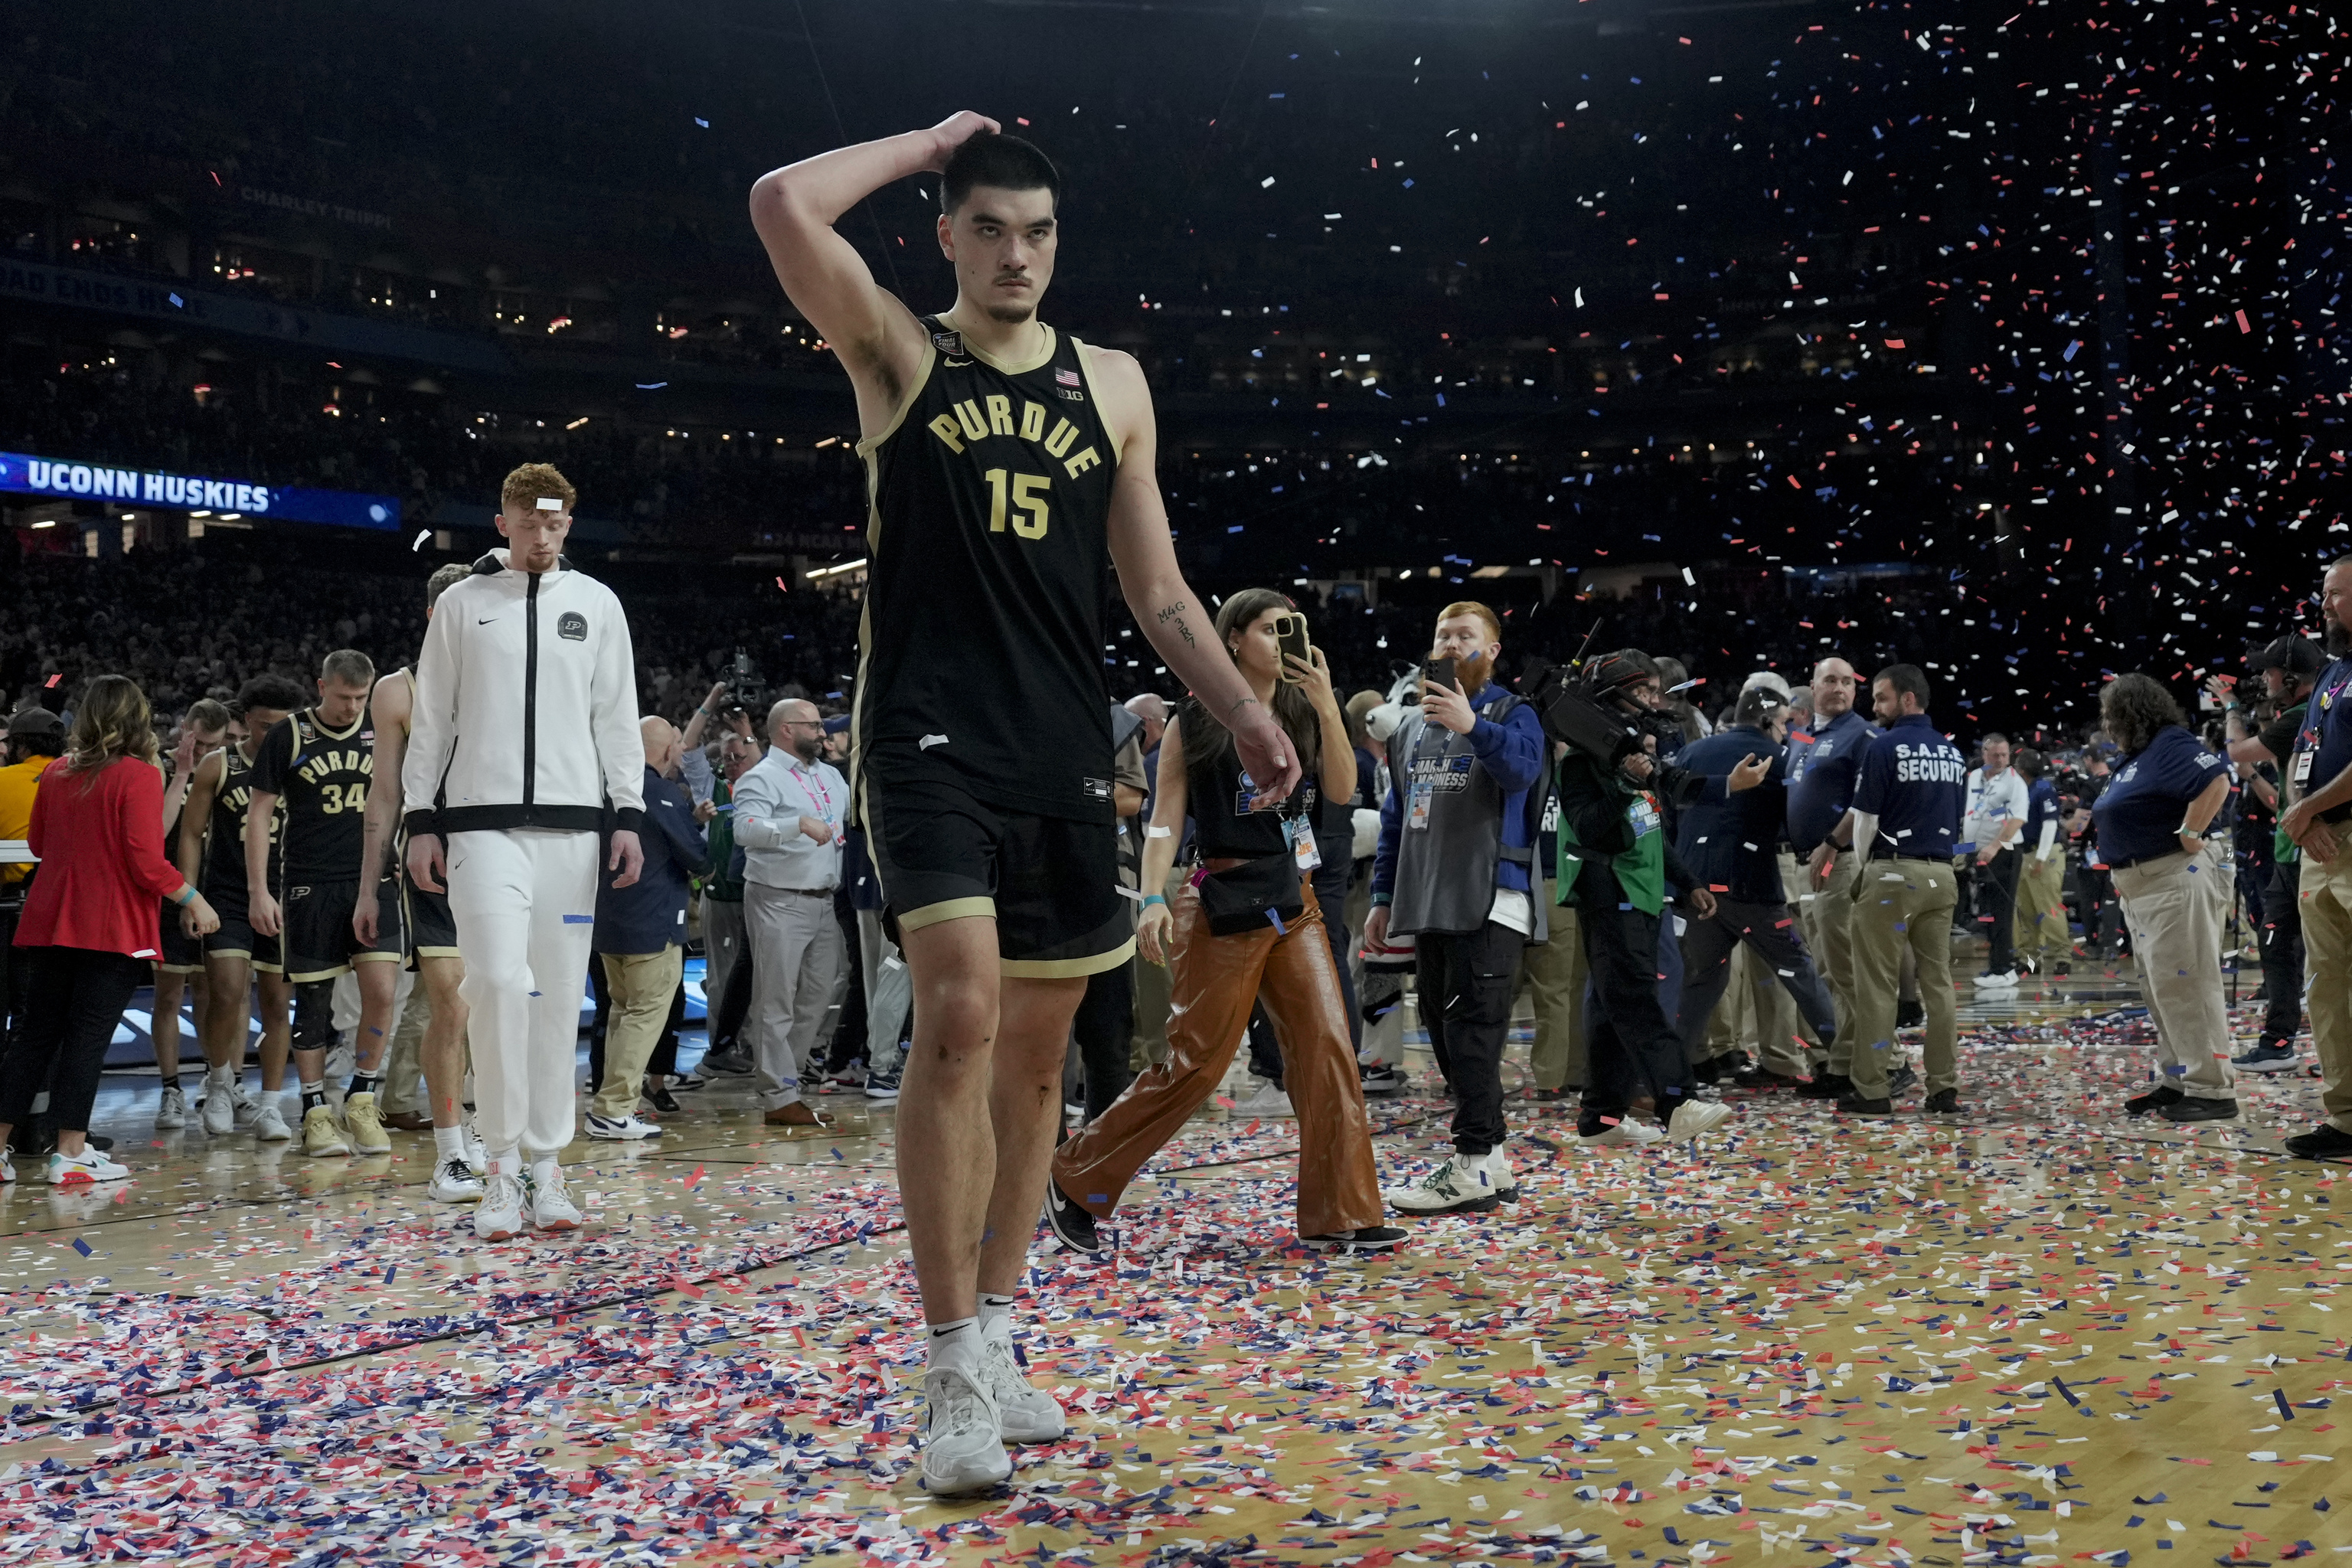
1552 753 1671 915
702 778 745 903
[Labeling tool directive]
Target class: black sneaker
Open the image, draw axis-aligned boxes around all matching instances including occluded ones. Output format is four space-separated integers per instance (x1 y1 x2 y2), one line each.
2053 962 2071 978
1302 1226 1408 1253
1045 1181 1102 1254
698 1049 756 1077
2161 1096 2239 1124
648 1084 682 1114
2284 1123 2352 1160
1896 999 1925 1030
1529 1084 1579 1102
1887 1066 1919 1097
1922 1088 1962 1115
1733 1067 1805 1090
1359 1064 1406 1096
2125 1084 2185 1116
1798 1072 1854 1100
2232 1042 2301 1074
671 1071 710 1090
1836 1095 1895 1116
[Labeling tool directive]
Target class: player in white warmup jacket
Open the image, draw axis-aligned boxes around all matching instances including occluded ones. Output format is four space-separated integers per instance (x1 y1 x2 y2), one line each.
402 462 646 1240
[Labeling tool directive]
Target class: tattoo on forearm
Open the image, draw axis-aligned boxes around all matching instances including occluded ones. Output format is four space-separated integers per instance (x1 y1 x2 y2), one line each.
1155 599 1199 651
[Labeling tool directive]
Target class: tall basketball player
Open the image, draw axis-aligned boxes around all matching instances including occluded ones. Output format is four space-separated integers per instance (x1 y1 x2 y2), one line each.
750 116 1298 1493
246 650 405 1158
354 561 485 1204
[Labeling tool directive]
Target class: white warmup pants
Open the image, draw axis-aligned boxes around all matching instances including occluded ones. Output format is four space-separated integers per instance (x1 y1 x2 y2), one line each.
446 828 599 1161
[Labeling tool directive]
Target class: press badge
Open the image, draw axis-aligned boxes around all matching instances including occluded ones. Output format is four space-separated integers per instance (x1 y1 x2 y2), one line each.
1408 779 1435 831
1285 817 1322 871
1234 770 1259 815
2296 749 2315 785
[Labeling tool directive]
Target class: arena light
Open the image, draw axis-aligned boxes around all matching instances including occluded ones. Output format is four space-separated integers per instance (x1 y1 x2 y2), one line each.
805 557 867 580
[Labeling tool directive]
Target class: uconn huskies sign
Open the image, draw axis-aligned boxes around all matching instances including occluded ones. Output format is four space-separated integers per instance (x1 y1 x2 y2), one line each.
0 452 400 531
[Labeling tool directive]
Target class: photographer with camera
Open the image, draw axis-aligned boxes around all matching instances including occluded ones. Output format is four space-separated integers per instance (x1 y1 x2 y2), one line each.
2213 635 2323 1073
1365 603 1547 1215
1549 649 1766 1150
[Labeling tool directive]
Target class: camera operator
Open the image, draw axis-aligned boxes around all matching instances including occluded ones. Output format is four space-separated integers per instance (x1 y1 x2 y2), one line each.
2212 635 2323 1073
1553 650 1766 1148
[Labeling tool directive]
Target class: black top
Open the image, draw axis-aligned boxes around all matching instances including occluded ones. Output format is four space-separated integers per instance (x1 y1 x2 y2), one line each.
854 317 1122 824
1182 702 1318 859
201 743 280 897
250 708 373 880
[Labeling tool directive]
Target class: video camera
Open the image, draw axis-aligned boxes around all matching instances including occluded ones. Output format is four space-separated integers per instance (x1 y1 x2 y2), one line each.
1516 657 1648 764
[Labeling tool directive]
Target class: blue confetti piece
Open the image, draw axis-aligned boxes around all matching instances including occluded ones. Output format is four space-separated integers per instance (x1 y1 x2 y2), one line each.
71 1238 92 1257
1267 910 1288 936
384 1265 397 1284
2054 1377 2079 1406
2275 1387 2293 1420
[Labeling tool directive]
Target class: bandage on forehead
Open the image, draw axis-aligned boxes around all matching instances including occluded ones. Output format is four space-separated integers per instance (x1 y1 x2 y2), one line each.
535 497 564 511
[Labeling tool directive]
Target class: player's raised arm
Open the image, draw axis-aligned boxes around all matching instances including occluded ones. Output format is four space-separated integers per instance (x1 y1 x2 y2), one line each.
748 112 997 426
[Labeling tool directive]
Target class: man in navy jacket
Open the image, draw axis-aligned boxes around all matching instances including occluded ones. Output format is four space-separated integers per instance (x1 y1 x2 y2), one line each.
589 717 710 1139
1366 603 1547 1216
1671 687 1839 1086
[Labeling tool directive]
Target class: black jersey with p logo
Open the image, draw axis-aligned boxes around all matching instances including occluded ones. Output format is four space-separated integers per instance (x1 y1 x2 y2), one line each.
854 316 1121 823
249 707 373 880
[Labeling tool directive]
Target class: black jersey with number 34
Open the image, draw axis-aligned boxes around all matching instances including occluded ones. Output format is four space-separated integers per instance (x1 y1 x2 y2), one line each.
853 316 1121 823
249 708 373 880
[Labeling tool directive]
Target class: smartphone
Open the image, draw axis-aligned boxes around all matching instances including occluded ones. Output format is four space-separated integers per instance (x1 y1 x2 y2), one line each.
1424 655 1459 694
1274 612 1312 682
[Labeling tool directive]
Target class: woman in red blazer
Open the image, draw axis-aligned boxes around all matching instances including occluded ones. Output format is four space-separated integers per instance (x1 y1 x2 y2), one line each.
1 676 219 1186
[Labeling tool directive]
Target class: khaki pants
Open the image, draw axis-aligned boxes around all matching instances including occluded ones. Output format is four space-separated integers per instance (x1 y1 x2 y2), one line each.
593 946 681 1121
2014 851 2072 968
1848 858 1958 1098
383 978 432 1117
2114 847 2236 1102
1797 848 1860 1068
1129 866 1187 1072
744 884 845 1109
2298 851 2352 1135
1522 876 1587 1089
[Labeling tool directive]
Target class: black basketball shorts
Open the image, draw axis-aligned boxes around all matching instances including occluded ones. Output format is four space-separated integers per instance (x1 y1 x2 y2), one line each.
402 868 460 962
155 896 205 972
201 881 283 973
283 875 405 983
864 773 1131 978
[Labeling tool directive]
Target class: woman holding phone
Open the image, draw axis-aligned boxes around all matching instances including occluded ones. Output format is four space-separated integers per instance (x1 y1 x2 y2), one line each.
1046 589 1402 1253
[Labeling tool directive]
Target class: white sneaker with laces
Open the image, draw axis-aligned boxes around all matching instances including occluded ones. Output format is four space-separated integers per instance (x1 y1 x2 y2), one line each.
475 1168 526 1240
251 1099 292 1142
155 1084 187 1130
48 1148 131 1184
1666 1099 1734 1142
1233 1080 1295 1119
1579 1117 1667 1149
586 1113 662 1141
464 1124 487 1175
1973 969 2020 989
1 1150 15 1184
230 1078 262 1129
200 1074 238 1135
526 1165 583 1231
1383 1152 1504 1214
430 1158 487 1204
982 1331 1067 1442
920 1364 1012 1494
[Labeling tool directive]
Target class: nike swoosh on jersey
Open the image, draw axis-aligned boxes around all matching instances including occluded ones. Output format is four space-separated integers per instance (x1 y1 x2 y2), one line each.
920 734 950 750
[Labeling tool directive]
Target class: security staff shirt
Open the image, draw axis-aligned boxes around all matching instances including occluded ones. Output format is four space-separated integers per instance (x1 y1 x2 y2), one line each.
1851 713 1965 858
2298 658 2352 825
2092 725 2227 866
1785 707 1877 854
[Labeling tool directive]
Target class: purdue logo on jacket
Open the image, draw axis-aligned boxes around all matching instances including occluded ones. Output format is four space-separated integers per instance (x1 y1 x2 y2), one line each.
401 554 647 838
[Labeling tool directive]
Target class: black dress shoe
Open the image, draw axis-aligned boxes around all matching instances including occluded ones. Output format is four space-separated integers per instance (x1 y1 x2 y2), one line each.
2053 962 2071 978
1798 1072 1854 1100
1922 1088 1962 1114
1733 1067 1804 1090
2125 1084 2184 1116
2284 1123 2352 1159
1896 999 1925 1030
1836 1095 1894 1116
2160 1096 2239 1123
1302 1226 1408 1253
648 1085 682 1114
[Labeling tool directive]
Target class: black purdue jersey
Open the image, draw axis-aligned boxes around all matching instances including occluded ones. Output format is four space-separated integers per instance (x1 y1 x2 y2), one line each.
202 743 282 898
249 708 372 880
854 315 1121 823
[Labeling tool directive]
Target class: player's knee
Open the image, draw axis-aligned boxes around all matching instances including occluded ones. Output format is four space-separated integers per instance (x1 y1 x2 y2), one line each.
291 980 338 1050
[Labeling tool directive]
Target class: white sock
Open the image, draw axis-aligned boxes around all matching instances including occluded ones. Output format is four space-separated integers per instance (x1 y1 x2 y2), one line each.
432 1125 466 1163
978 1293 1017 1341
927 1316 982 1370
529 1155 561 1187
209 1064 237 1089
488 1145 521 1174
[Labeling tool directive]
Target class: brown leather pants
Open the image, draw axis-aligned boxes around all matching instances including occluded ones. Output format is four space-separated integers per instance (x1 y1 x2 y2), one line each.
1050 876 1384 1237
